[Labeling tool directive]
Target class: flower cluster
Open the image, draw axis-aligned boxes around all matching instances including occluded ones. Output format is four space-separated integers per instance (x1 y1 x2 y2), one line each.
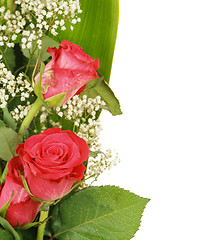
0 0 81 49
0 56 33 110
38 95 105 145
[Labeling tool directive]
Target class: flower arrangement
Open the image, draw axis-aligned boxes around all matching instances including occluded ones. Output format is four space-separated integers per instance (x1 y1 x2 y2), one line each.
0 0 149 239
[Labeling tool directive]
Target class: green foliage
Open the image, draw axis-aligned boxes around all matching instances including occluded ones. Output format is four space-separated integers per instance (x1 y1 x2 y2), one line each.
39 35 59 62
0 217 20 240
21 35 59 62
50 186 150 240
0 127 22 161
0 229 14 240
0 120 6 127
16 228 37 240
46 92 67 108
0 47 16 72
83 78 122 116
2 107 17 131
53 0 119 84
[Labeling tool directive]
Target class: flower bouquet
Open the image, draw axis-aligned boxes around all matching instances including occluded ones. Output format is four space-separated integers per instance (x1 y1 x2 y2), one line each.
0 0 149 239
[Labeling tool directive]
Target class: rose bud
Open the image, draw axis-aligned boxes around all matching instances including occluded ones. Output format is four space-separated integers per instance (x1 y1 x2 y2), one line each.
16 128 89 201
35 40 99 105
0 157 41 227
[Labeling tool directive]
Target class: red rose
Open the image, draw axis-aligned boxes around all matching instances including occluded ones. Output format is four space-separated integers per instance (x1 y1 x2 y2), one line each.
35 40 99 104
16 128 89 201
0 157 40 227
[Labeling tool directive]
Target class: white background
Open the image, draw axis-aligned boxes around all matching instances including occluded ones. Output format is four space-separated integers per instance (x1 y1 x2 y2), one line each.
98 0 204 239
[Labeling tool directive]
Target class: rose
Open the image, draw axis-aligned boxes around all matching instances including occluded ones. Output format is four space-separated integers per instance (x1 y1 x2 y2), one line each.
35 40 99 104
16 128 89 201
0 157 40 227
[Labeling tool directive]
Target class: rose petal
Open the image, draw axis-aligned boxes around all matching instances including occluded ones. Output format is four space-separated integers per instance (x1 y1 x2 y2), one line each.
6 199 40 227
26 171 76 201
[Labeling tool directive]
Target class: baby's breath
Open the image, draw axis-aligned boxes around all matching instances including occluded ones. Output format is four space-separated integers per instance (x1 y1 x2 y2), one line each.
0 55 33 117
0 0 81 49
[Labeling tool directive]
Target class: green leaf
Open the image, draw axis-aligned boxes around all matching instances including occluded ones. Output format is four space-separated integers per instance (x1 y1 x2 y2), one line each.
0 191 14 218
46 91 68 107
19 172 43 203
0 229 14 240
19 173 33 197
16 228 37 240
0 217 20 240
4 47 15 72
0 127 22 161
39 35 59 62
0 120 6 127
33 78 42 99
83 78 122 116
54 0 119 83
21 34 59 62
2 107 17 131
17 221 39 230
50 186 150 240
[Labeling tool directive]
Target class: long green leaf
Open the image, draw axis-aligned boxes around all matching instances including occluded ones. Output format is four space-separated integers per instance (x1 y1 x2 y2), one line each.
52 0 119 83
50 186 150 240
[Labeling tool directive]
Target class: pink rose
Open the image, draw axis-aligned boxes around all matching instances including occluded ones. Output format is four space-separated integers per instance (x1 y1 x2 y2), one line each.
0 157 40 227
35 40 99 104
16 128 89 201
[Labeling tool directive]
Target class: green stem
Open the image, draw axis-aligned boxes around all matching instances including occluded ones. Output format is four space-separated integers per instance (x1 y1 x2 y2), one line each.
37 209 49 240
19 98 43 137
1 98 44 183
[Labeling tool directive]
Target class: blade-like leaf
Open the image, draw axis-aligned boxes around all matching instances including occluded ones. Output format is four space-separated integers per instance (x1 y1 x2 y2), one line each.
0 127 22 161
52 0 119 83
50 185 150 240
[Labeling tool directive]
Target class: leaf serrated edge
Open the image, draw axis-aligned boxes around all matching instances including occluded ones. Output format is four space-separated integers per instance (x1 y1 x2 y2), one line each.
53 185 150 238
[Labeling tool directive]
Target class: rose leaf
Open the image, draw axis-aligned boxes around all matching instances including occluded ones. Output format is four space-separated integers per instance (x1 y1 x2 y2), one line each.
21 34 59 62
0 46 15 72
0 217 20 240
0 120 6 127
0 229 13 240
50 185 150 240
2 107 17 131
0 127 22 161
82 78 122 116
